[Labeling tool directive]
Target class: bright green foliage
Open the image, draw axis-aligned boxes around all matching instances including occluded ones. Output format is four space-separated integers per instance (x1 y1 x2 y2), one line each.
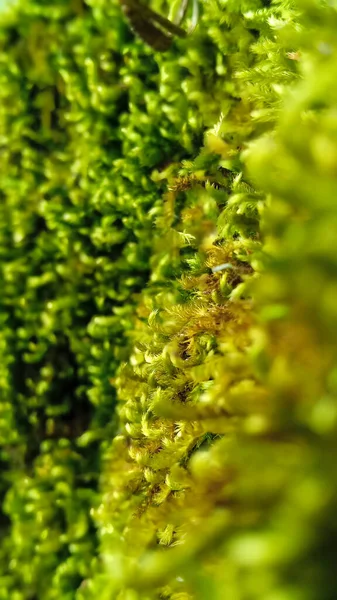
94 2 337 600
1 0 337 599
0 0 240 595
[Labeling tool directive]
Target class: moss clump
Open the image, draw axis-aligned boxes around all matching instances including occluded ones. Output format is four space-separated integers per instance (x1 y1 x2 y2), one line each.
1 0 337 599
94 2 337 600
0 0 241 595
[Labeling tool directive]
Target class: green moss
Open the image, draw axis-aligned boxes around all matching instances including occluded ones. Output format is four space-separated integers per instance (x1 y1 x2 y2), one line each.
94 2 337 600
1 0 336 599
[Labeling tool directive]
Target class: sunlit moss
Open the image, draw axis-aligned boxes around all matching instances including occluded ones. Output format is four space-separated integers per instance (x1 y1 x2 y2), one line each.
1 0 336 599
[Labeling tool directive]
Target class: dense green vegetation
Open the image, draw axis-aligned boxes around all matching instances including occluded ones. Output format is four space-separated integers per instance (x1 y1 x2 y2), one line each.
0 0 336 598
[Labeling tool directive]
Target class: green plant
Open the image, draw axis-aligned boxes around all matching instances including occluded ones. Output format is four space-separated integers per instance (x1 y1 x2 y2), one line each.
93 1 337 599
1 1 337 599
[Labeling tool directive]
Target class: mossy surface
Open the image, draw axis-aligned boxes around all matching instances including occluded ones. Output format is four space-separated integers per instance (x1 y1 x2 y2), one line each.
0 0 337 599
